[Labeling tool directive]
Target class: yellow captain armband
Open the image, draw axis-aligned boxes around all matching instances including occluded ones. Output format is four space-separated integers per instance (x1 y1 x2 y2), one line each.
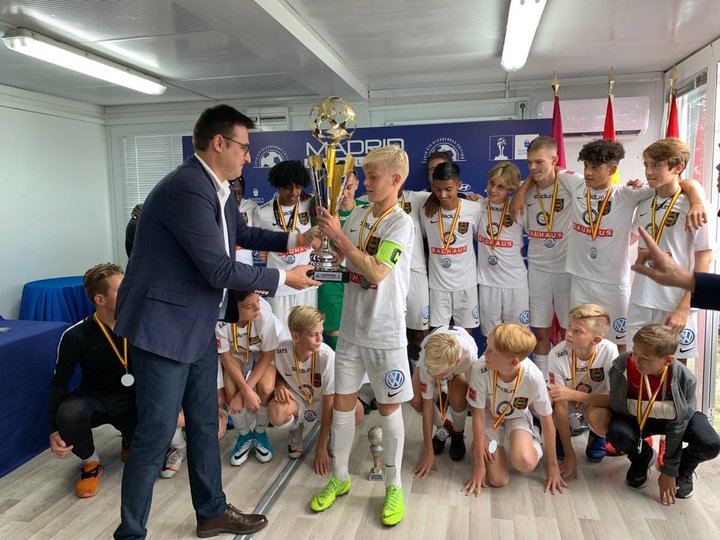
376 240 404 268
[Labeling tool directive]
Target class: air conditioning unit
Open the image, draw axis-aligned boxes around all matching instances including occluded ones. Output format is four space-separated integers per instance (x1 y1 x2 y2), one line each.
536 96 650 140
245 107 289 131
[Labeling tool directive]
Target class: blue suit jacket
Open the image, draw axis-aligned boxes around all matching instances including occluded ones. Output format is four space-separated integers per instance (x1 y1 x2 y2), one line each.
115 156 289 363
691 272 720 311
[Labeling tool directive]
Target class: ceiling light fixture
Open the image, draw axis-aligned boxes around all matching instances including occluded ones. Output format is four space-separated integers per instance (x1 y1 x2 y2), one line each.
1 28 166 95
501 0 547 72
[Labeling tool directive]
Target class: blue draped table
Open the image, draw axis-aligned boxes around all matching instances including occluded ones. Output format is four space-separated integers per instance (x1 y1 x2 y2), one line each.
19 276 94 324
0 319 72 477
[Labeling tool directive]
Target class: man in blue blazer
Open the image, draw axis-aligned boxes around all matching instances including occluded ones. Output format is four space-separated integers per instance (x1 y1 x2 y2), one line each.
113 105 320 539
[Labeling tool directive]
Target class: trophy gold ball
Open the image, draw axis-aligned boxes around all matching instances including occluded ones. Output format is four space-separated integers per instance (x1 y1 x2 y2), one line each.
308 96 356 146
307 96 356 283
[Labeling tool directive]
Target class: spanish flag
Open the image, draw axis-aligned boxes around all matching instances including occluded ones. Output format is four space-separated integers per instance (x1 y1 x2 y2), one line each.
603 94 620 185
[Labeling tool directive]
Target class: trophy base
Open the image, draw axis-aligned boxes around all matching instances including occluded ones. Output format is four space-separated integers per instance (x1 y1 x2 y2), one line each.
368 470 385 481
308 268 350 283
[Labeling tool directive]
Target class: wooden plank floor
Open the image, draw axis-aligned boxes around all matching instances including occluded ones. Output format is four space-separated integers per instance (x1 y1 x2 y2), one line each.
2 406 720 539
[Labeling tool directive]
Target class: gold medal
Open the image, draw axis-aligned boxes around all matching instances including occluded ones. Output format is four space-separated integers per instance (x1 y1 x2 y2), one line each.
438 200 462 250
293 346 317 405
571 350 598 408
230 321 252 364
275 197 299 233
535 180 559 232
636 362 670 433
94 314 131 386
486 200 509 250
436 379 447 423
650 188 682 243
491 368 523 430
358 204 395 253
585 187 614 241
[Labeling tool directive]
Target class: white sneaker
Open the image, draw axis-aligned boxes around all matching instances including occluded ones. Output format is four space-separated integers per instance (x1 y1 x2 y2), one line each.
288 422 304 459
160 446 185 478
229 430 255 467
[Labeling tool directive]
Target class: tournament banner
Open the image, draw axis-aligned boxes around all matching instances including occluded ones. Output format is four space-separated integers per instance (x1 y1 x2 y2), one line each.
182 118 551 205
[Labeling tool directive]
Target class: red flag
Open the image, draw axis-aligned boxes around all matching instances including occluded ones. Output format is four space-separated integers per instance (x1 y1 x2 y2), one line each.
603 95 616 140
666 93 679 138
551 95 566 168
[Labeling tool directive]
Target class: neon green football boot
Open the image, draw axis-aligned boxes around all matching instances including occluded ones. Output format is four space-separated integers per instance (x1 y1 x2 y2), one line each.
310 476 351 512
381 485 404 526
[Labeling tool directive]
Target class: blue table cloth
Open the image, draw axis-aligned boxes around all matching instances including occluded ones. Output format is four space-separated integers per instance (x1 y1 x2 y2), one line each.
19 276 94 324
0 319 72 477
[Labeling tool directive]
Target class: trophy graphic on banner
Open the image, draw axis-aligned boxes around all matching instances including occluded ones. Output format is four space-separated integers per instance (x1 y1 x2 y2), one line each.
367 425 385 480
307 96 357 282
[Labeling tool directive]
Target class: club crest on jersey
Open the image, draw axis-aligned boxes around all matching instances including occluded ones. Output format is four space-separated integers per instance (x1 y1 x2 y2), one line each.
503 214 514 227
458 222 469 234
589 368 605 382
665 211 680 227
513 397 528 410
554 199 565 212
313 373 322 388
299 212 309 226
300 384 315 399
403 202 412 214
366 236 381 255
385 370 405 389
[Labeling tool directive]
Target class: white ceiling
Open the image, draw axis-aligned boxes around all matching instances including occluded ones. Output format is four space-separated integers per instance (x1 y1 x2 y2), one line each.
0 0 718 107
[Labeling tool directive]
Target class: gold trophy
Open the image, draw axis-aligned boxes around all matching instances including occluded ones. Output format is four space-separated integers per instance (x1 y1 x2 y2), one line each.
307 96 357 282
368 425 385 481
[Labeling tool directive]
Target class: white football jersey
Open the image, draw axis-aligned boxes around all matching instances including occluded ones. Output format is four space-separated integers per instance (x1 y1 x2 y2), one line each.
254 195 315 297
524 173 574 273
215 297 283 361
422 199 482 291
559 172 654 285
273 337 335 409
418 325 478 400
339 204 414 349
467 357 553 419
476 198 527 289
547 339 618 405
631 192 714 311
235 198 259 267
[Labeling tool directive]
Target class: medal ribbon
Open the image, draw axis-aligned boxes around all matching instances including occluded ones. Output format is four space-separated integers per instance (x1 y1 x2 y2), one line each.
650 188 682 243
94 314 128 374
438 199 462 250
358 204 395 253
398 192 406 211
571 350 598 408
293 346 316 405
535 180 559 232
585 187 614 241
636 363 670 432
486 200 509 249
230 322 252 364
491 369 523 430
275 197 299 233
436 379 447 423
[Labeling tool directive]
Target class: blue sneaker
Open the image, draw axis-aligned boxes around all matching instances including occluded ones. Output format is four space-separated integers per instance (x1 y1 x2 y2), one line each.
253 430 274 463
555 430 565 460
585 431 606 462
230 430 255 466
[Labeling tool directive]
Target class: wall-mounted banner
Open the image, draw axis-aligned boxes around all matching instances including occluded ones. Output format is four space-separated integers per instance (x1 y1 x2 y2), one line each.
182 118 551 205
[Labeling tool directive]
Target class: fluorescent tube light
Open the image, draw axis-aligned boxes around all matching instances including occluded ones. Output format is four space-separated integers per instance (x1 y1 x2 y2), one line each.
2 28 166 95
501 0 547 72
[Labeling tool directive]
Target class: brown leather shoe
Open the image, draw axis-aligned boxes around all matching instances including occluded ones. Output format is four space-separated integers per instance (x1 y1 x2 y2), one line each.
196 503 268 538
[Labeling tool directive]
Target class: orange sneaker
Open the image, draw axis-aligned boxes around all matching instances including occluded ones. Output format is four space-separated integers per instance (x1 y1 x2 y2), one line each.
75 461 103 498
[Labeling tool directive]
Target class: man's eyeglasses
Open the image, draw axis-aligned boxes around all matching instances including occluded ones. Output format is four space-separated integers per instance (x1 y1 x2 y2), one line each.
222 135 250 156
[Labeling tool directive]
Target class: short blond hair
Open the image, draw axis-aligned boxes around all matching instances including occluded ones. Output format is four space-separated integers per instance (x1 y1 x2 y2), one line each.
568 303 611 337
423 333 461 376
488 162 521 190
362 145 409 180
643 138 690 171
491 323 536 358
287 306 325 334
632 324 679 357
